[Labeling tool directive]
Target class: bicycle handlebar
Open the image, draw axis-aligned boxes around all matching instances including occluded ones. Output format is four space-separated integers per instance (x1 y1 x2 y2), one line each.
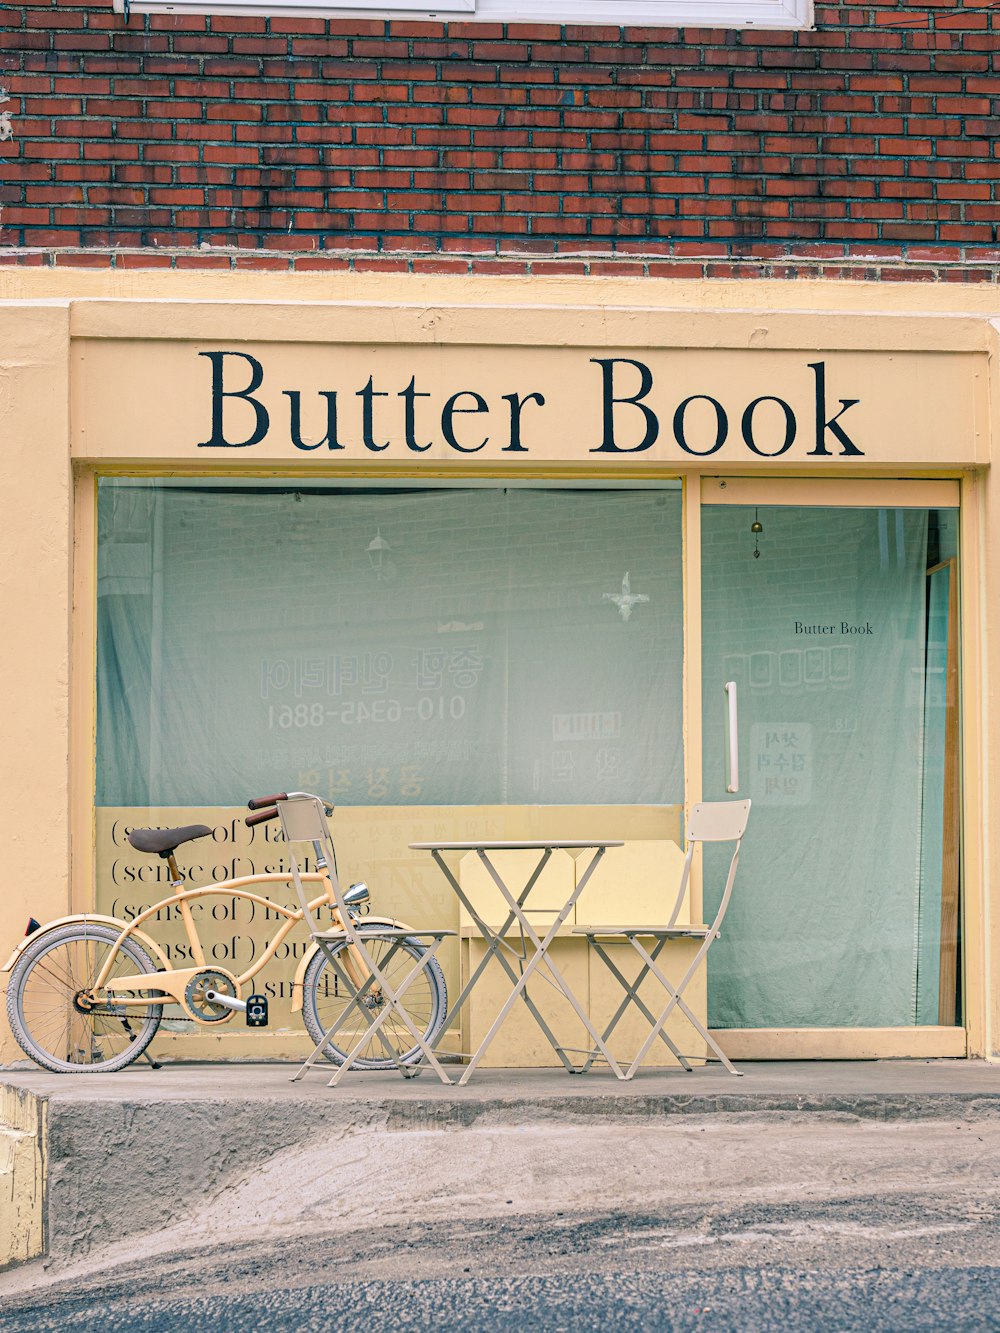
245 806 279 827
247 793 288 811
245 792 335 827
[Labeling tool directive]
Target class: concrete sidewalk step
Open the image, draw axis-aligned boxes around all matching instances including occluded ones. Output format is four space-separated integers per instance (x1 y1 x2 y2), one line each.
6 1056 1000 1105
3 1060 1000 1271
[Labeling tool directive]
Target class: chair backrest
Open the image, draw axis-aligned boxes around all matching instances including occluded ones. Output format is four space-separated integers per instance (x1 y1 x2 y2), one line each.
278 794 331 845
687 799 751 844
664 799 751 931
278 795 342 936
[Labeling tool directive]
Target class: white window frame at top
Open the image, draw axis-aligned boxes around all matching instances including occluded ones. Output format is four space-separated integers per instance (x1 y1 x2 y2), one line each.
113 0 813 32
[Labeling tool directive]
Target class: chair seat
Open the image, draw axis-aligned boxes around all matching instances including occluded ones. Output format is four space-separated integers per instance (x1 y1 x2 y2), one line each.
313 927 457 940
572 925 711 938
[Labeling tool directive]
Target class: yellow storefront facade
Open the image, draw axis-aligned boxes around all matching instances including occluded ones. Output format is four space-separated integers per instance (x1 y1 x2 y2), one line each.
1 270 997 1068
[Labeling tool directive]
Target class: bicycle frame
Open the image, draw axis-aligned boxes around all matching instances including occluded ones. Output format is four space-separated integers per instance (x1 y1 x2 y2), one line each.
92 868 364 1015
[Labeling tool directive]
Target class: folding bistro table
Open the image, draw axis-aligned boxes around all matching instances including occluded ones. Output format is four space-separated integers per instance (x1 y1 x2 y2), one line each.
410 840 626 1085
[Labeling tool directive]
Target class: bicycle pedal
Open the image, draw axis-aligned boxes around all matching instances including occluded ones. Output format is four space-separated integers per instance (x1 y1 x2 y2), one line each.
245 995 269 1027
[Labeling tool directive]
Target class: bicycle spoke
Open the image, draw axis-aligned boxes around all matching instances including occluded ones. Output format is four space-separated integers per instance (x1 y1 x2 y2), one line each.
9 927 161 1073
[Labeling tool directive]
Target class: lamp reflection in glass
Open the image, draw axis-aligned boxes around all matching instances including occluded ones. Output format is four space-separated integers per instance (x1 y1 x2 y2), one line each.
366 527 395 581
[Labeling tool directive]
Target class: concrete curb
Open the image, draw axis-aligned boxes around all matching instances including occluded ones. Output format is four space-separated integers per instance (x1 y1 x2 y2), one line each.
0 1083 46 1270
27 1093 1000 1263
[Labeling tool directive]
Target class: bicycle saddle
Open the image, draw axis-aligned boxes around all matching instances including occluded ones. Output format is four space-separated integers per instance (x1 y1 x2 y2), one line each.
128 824 213 857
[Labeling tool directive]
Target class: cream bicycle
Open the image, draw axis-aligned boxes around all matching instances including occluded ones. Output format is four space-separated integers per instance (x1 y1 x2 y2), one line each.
3 792 448 1074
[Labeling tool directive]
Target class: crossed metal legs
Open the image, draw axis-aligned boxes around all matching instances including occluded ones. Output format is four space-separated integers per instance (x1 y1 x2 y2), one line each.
434 848 625 1085
292 930 454 1087
583 928 741 1080
581 935 692 1075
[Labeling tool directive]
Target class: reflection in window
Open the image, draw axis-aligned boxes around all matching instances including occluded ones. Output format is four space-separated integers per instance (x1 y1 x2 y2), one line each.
96 484 683 808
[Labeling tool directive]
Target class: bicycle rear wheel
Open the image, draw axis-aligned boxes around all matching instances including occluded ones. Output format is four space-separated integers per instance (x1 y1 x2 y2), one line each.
6 923 162 1073
300 927 448 1069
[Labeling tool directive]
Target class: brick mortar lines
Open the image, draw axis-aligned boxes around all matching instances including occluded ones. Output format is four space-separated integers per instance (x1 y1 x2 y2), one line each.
2 243 999 280
4 5 1000 252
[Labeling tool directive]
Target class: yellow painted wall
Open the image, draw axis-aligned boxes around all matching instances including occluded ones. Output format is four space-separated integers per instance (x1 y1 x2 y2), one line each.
0 1082 45 1268
6 267 1000 317
0 305 73 1050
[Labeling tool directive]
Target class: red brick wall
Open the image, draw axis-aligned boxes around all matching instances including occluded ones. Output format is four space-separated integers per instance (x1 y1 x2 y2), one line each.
3 0 999 277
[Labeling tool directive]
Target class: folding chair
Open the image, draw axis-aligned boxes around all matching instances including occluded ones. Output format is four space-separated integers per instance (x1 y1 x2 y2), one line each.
279 794 456 1087
573 799 751 1080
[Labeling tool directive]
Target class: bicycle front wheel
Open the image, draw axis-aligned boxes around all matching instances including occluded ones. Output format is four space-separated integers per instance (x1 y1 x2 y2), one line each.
300 927 448 1069
6 923 162 1073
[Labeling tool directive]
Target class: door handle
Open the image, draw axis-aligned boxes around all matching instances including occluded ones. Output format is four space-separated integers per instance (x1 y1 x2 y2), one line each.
724 681 739 793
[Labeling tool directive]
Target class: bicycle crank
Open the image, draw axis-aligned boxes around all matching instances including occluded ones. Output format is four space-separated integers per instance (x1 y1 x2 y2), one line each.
182 967 241 1023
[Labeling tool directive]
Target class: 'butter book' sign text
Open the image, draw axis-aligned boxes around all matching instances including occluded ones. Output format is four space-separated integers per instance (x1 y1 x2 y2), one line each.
197 352 865 460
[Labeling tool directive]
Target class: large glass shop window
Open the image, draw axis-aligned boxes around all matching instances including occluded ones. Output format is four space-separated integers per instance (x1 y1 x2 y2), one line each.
96 483 684 809
701 506 961 1031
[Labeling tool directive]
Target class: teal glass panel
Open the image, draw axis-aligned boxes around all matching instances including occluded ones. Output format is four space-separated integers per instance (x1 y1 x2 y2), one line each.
702 505 955 1029
96 483 683 808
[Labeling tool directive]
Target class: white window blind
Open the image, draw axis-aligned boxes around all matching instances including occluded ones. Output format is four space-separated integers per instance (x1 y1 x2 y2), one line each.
114 0 812 30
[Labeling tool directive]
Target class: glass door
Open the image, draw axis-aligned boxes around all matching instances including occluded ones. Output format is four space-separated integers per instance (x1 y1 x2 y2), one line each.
699 479 962 1045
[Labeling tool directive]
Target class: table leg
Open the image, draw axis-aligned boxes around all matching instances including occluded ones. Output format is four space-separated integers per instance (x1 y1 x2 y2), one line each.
432 850 577 1078
467 847 625 1081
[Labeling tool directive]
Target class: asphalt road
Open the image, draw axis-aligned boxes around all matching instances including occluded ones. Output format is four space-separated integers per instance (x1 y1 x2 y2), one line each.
4 1267 1000 1332
5 1197 1000 1332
